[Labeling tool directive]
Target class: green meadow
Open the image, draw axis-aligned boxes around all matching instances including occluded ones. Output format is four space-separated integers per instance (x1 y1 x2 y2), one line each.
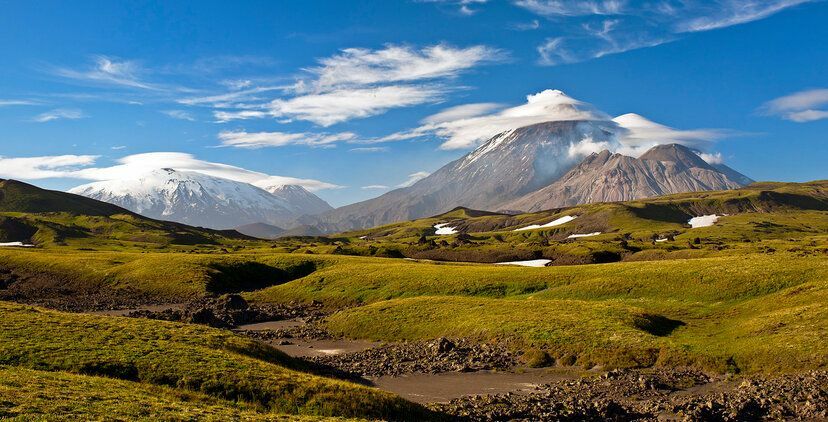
1 179 827 418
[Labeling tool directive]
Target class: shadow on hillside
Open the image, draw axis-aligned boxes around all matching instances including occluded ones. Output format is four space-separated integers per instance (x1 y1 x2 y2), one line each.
634 314 686 337
206 261 318 294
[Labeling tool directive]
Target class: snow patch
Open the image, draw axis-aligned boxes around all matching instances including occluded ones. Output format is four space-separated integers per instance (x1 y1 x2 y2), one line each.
358 236 367 240
434 223 458 235
688 215 719 228
514 215 577 231
495 259 552 267
567 232 601 239
655 238 669 243
0 242 34 247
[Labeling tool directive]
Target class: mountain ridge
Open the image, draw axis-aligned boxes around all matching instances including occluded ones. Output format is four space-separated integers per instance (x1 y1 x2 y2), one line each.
68 168 330 230
503 144 752 212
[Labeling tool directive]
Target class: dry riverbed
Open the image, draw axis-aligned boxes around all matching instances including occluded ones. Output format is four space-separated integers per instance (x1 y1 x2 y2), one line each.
78 299 828 420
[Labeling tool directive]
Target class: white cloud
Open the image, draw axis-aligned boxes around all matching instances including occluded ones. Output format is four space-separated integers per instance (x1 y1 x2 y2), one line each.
73 152 341 191
381 89 607 149
567 138 613 158
421 103 503 124
519 0 814 65
676 0 813 33
361 184 390 189
161 110 196 121
697 152 724 165
111 145 127 150
178 86 284 107
537 37 573 66
419 0 489 15
0 99 39 107
54 56 161 90
213 110 269 122
306 44 502 91
514 0 625 16
217 130 357 148
32 108 86 123
761 88 828 122
512 19 541 30
0 152 340 192
204 44 503 126
612 113 728 156
397 171 431 188
266 85 445 126
377 89 732 160
349 147 389 153
0 155 99 179
785 110 828 122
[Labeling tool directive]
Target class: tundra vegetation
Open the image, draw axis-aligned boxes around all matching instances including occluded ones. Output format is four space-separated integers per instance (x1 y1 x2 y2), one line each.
0 179 826 419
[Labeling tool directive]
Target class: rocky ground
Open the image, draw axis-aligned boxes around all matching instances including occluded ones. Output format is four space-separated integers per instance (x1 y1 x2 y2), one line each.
309 337 518 377
127 295 324 328
432 368 828 421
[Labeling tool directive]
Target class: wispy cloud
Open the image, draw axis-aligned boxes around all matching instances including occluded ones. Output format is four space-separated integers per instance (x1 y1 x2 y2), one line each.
612 113 730 156
760 88 828 122
32 108 86 123
514 0 625 17
0 155 99 179
397 171 431 187
53 56 162 90
217 130 357 148
675 0 814 33
207 44 504 126
419 0 489 15
349 147 389 153
0 151 341 192
0 99 39 107
380 89 606 149
161 110 196 121
305 44 502 90
361 184 390 189
511 19 541 30
377 89 733 158
517 0 815 66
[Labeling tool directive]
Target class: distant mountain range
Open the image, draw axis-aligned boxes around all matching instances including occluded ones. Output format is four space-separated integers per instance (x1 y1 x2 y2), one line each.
66 107 752 234
69 168 331 230
300 123 752 233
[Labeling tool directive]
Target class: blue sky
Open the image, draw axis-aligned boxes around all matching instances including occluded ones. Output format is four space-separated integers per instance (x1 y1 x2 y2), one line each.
0 0 825 207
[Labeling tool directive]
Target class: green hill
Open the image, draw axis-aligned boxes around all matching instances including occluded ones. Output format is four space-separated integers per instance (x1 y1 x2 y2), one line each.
291 181 828 264
0 301 432 420
0 179 251 248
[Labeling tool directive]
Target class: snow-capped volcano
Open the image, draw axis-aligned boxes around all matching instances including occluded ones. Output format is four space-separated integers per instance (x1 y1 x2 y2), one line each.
68 168 327 229
301 119 617 232
253 182 333 216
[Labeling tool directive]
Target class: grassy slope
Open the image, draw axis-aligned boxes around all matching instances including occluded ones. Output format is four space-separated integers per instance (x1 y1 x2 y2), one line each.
0 367 337 421
0 249 327 300
299 181 828 264
0 179 253 249
257 252 828 373
0 301 430 420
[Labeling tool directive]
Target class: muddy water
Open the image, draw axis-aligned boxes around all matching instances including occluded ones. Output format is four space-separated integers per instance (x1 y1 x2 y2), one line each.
272 338 381 358
245 318 585 403
371 368 582 404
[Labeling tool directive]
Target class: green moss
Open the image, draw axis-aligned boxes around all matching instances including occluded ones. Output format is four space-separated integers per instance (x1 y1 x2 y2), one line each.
0 302 431 420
